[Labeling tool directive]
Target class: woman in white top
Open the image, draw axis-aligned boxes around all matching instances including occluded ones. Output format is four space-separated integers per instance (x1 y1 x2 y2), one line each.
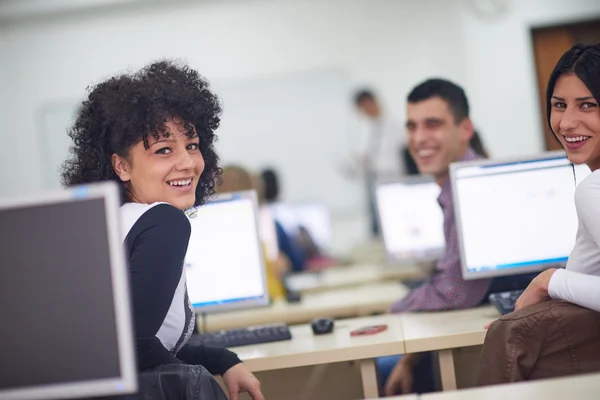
515 43 600 312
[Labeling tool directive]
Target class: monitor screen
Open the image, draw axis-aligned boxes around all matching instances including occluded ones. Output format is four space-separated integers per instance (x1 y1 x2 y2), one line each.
0 183 136 400
376 177 444 261
268 202 332 252
185 191 269 314
452 152 591 280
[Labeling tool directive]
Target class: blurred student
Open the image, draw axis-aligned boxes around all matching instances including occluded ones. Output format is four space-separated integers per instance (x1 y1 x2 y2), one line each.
259 167 308 272
347 89 405 237
260 167 334 270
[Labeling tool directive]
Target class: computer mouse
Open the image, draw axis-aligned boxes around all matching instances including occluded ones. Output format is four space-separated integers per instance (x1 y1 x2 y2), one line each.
286 290 302 303
311 318 334 335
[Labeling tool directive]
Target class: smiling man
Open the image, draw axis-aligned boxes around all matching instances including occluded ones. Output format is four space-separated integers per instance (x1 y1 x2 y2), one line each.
392 78 492 312
381 79 493 396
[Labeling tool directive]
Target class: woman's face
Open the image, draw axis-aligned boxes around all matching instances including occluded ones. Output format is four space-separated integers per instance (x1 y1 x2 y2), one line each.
551 74 600 171
113 118 205 210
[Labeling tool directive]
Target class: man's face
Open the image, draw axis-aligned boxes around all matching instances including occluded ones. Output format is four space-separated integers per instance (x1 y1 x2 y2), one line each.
357 98 381 119
406 97 473 183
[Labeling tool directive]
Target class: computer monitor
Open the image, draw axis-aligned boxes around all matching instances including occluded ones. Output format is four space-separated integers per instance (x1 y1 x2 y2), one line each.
0 182 137 400
185 190 269 314
375 176 445 261
269 202 332 251
451 151 591 280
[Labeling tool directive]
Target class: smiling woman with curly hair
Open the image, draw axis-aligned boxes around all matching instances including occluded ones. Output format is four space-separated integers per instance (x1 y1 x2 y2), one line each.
62 61 264 400
62 60 221 207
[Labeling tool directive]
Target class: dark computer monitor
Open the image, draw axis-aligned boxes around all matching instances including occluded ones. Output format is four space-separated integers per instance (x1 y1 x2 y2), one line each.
451 151 591 280
0 182 137 400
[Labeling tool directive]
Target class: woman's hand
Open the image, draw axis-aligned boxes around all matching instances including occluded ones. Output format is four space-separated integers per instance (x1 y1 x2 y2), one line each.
514 268 557 312
222 363 264 400
484 268 558 327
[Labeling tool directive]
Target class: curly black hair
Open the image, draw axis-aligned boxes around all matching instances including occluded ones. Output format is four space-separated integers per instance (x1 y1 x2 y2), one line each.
61 60 222 206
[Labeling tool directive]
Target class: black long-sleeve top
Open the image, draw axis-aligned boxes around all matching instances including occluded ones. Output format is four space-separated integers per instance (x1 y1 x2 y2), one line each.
121 202 241 374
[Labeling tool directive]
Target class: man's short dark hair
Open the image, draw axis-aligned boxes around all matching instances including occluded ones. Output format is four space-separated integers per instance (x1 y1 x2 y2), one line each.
354 88 376 106
407 79 469 123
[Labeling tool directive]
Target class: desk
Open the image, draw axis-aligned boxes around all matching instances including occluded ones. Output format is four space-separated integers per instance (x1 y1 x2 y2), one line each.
233 314 405 399
400 306 498 391
285 263 426 294
347 239 387 264
419 372 600 399
204 281 409 332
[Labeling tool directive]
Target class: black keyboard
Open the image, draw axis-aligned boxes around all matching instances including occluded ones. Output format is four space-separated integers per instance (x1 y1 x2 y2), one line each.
188 323 292 348
488 289 525 315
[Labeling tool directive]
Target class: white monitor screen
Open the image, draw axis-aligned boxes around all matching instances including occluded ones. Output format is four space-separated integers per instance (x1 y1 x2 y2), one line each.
185 191 269 313
0 182 136 400
269 203 332 251
376 178 444 260
452 152 591 280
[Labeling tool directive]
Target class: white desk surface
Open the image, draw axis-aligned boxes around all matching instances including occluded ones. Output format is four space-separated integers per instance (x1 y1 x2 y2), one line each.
285 263 425 294
419 372 600 399
400 305 498 353
233 313 405 372
204 281 409 332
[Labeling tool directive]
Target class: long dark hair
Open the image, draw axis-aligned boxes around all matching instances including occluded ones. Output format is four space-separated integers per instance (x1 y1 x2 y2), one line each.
546 43 600 141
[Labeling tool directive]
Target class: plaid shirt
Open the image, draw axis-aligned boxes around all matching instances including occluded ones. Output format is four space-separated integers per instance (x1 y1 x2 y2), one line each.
391 148 491 312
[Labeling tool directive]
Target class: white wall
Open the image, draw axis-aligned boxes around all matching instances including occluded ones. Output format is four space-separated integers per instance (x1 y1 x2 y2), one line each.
460 0 600 159
0 28 6 142
2 0 600 251
0 0 467 200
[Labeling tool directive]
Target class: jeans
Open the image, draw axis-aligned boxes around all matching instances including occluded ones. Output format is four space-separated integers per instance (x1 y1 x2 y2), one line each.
376 352 436 395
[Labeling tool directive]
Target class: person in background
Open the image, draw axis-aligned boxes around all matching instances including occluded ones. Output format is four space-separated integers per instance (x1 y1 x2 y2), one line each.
258 167 308 272
348 89 405 237
260 167 335 271
217 165 289 299
478 43 600 384
381 79 491 396
61 61 263 400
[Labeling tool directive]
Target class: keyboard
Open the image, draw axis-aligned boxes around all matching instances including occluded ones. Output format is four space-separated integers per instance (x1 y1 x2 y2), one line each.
188 323 292 348
488 289 525 315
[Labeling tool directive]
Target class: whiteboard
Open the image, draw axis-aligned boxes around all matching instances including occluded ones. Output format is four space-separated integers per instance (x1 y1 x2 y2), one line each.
38 102 79 190
213 69 360 212
38 69 360 212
